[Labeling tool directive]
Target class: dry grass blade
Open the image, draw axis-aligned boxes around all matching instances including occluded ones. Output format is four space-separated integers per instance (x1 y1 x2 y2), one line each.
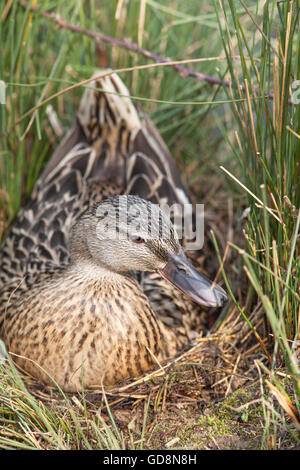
265 380 300 425
220 166 283 224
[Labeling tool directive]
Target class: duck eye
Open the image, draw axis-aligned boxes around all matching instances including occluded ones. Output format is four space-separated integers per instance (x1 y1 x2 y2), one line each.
132 235 145 244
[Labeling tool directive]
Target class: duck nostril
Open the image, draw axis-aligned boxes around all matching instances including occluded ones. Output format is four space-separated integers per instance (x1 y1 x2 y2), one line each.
217 288 228 305
177 266 187 274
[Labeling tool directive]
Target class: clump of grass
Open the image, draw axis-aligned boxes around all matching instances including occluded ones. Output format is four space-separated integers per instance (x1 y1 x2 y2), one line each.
1 0 300 451
1 0 230 450
214 0 300 447
0 341 128 450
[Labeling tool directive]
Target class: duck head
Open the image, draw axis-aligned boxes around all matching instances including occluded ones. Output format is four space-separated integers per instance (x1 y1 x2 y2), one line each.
70 195 227 308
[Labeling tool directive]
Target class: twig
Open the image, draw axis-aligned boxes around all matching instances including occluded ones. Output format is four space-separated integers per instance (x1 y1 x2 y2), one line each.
225 353 241 397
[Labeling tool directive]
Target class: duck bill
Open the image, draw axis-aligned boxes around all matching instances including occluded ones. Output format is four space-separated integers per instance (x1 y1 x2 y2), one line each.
158 249 227 308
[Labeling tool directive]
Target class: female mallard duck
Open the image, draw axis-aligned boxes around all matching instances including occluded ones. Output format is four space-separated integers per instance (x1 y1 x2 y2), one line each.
0 71 227 391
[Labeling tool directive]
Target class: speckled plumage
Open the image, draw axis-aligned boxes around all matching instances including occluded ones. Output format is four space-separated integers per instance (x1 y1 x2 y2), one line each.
2 264 178 390
0 71 223 391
